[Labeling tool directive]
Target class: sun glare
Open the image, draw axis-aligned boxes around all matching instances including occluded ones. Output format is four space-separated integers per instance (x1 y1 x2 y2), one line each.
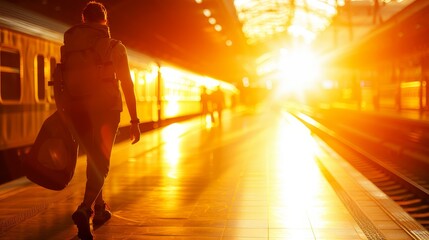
273 112 322 207
277 47 321 95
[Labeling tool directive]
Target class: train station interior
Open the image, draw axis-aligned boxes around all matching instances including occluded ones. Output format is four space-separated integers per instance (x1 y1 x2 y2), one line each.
1 0 429 239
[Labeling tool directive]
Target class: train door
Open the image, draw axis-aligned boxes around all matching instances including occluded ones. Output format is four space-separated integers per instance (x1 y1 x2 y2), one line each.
422 56 429 111
156 62 162 124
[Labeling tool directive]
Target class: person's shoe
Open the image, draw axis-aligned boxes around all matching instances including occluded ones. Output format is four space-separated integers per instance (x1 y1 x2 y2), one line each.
93 203 112 226
72 203 93 240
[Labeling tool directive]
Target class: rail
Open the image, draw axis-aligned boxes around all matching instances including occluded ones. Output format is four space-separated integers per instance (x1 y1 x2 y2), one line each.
289 107 429 239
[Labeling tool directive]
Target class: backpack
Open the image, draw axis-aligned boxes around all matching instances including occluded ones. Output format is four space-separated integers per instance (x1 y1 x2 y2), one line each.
55 38 121 110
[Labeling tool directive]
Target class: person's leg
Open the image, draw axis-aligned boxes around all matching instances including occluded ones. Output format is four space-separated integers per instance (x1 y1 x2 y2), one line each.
68 110 94 239
95 191 104 206
218 106 223 122
71 110 119 237
91 111 119 225
93 192 111 225
83 111 119 207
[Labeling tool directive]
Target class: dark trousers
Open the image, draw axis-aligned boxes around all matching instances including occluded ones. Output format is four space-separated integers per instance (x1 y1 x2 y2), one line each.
68 109 120 207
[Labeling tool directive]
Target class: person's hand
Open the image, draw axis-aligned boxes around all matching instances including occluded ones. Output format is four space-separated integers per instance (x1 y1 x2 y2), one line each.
130 123 141 144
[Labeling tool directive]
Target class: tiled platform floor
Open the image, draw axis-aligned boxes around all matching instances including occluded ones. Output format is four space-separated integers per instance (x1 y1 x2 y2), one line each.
0 107 427 239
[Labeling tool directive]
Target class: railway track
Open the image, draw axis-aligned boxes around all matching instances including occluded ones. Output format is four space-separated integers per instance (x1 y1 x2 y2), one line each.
290 109 429 231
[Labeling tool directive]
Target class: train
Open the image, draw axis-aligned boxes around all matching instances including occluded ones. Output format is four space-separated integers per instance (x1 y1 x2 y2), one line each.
0 2 239 167
314 0 429 112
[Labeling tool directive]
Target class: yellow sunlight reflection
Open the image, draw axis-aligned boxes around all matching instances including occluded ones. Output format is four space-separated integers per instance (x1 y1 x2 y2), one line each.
161 123 186 179
273 112 322 209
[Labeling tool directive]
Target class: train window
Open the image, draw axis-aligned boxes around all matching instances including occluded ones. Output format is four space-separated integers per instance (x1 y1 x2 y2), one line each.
36 55 45 100
0 49 21 101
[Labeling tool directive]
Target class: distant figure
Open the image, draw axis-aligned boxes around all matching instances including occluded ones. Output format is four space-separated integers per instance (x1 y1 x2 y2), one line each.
200 86 214 123
211 86 225 123
373 0 383 24
62 2 141 239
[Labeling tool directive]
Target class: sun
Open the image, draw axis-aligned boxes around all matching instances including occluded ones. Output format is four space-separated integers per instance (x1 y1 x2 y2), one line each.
276 47 321 95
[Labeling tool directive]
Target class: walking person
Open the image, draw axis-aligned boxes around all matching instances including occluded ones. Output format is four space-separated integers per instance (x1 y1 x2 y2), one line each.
61 1 141 239
200 86 214 124
211 85 225 123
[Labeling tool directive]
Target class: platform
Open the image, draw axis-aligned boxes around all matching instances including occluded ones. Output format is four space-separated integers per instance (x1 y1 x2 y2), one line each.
0 107 428 239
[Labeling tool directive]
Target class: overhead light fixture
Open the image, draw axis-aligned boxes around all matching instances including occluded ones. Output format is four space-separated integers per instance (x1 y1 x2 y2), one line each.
208 17 216 25
214 24 222 32
203 9 211 17
233 0 342 45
